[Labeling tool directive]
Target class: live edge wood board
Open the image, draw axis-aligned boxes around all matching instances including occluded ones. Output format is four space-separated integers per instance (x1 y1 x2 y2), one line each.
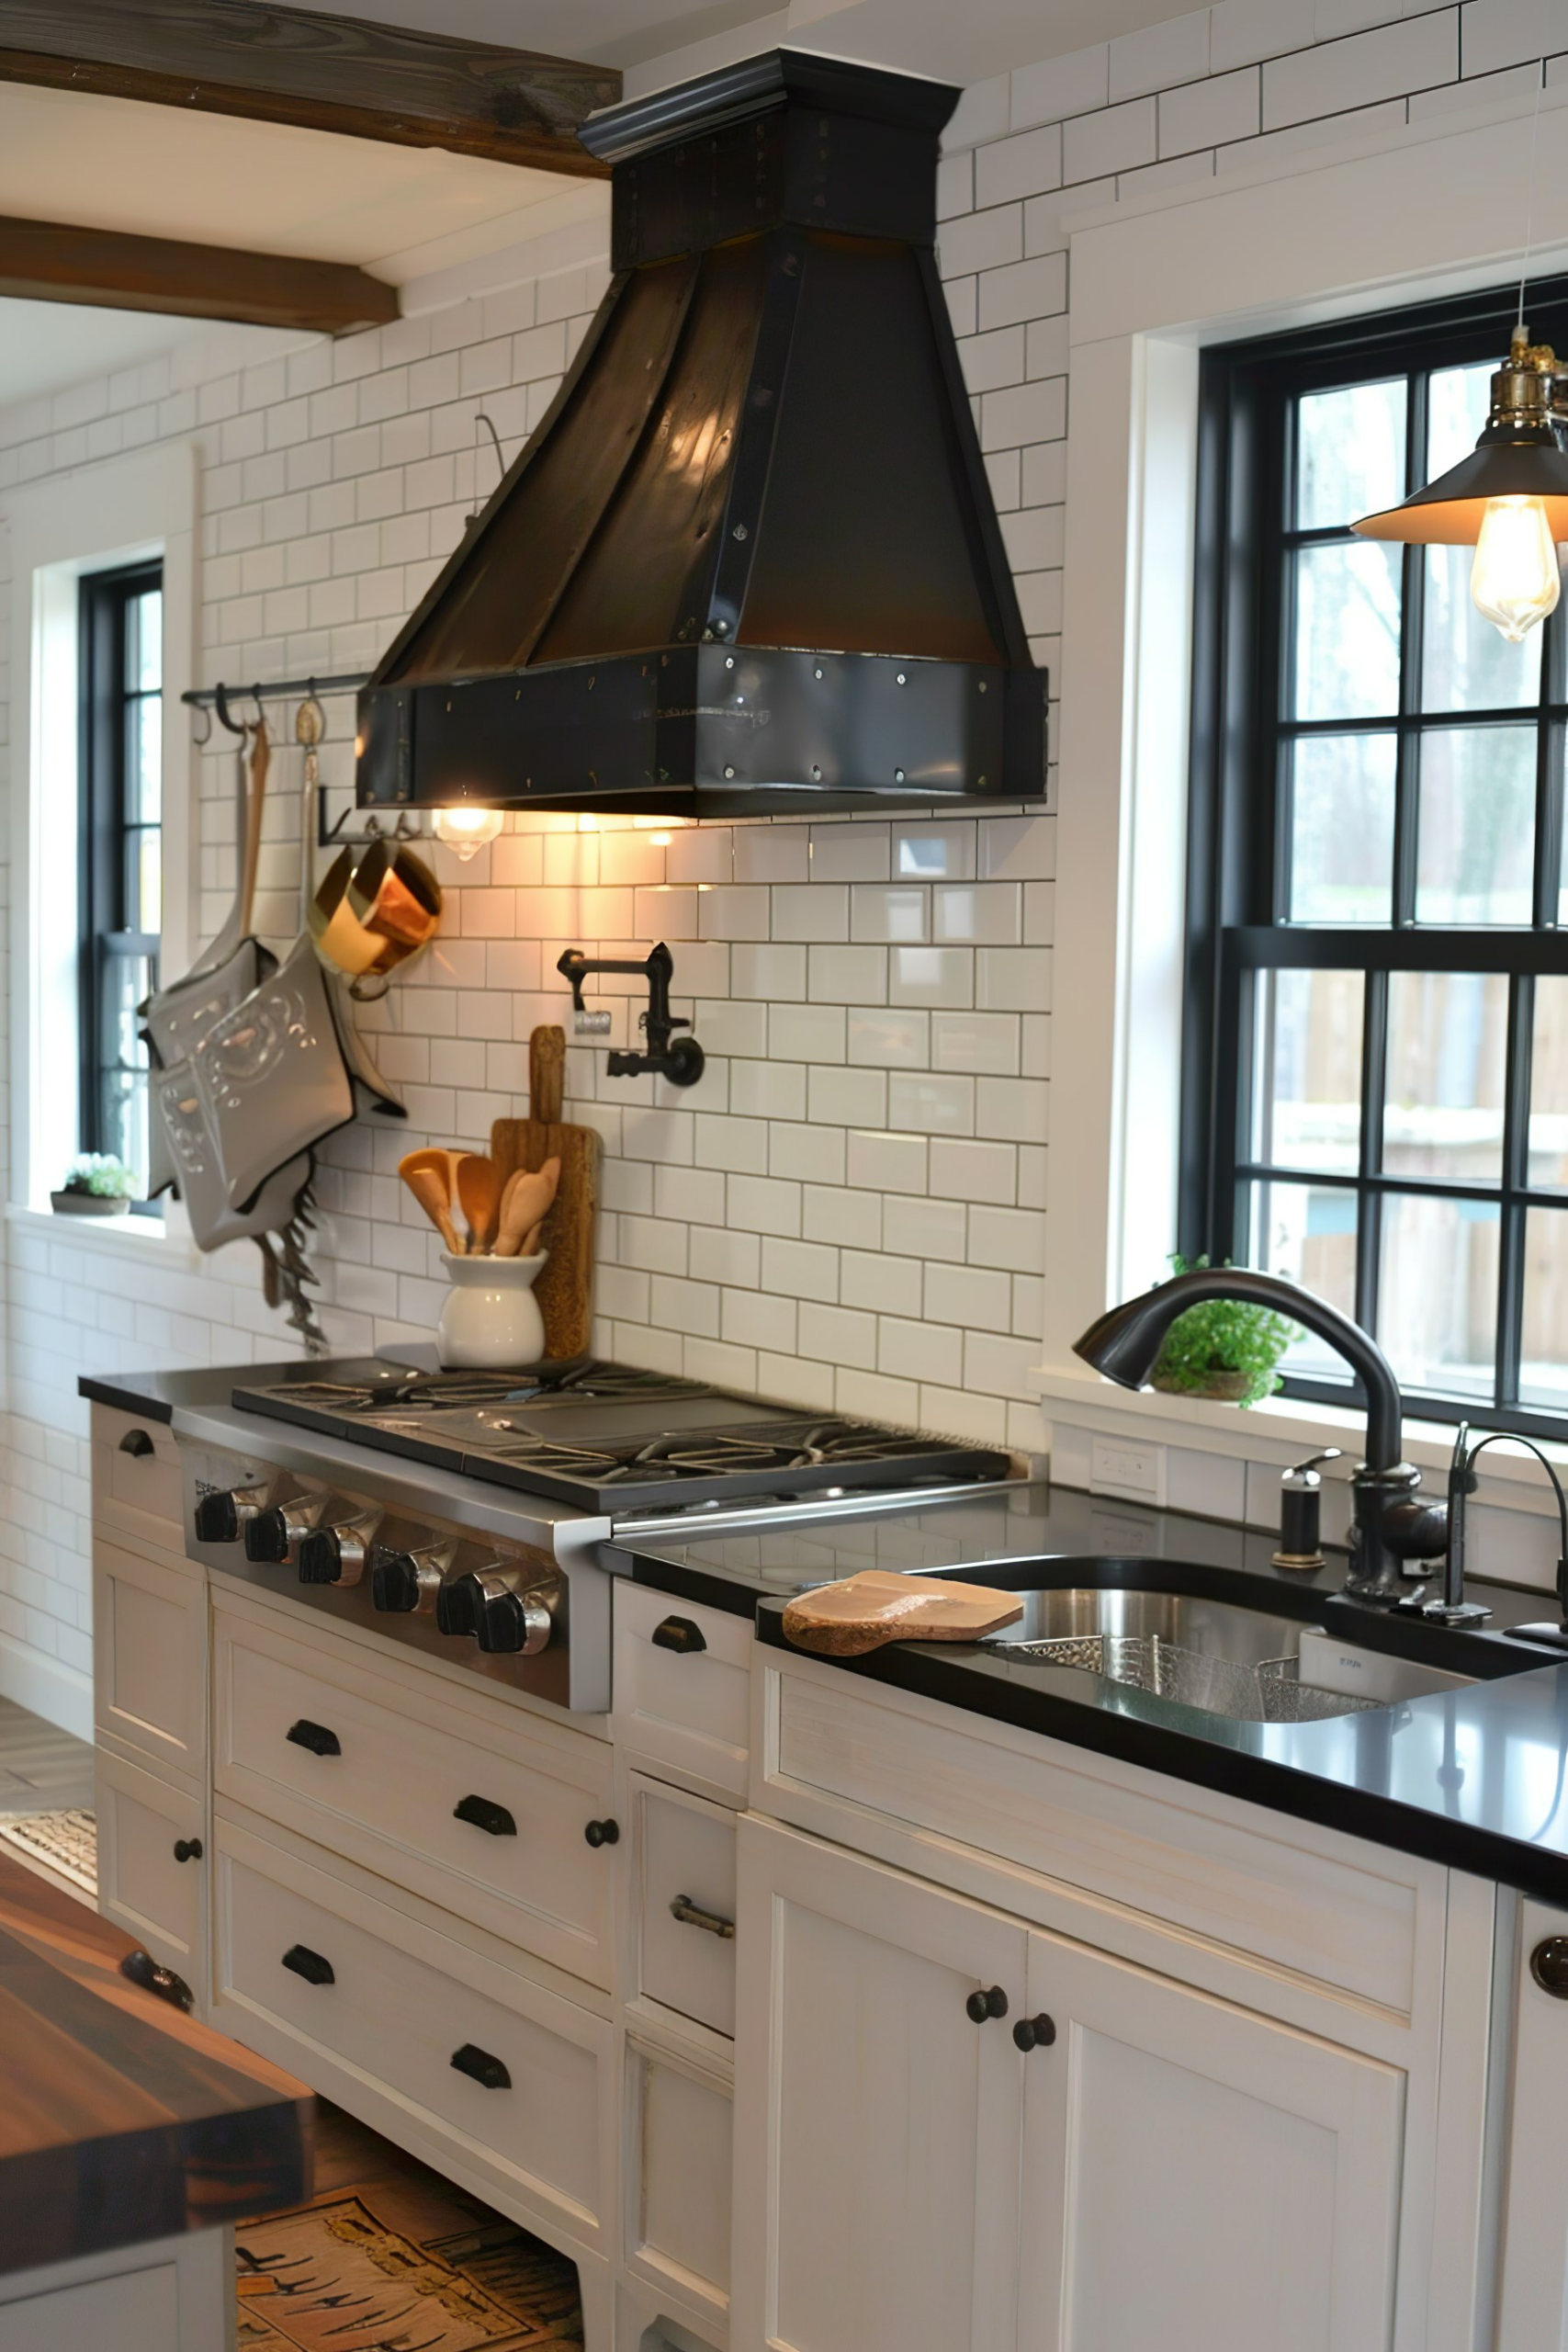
492 1025 602 1363
0 1854 311 2276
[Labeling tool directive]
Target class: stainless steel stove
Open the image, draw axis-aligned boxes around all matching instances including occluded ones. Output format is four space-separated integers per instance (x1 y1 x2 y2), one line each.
174 1358 1022 1713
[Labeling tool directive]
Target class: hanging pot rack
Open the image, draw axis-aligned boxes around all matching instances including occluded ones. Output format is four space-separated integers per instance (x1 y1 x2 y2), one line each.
179 671 419 845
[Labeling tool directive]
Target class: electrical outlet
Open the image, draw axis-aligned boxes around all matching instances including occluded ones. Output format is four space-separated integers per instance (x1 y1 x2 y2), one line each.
1089 1433 1167 1506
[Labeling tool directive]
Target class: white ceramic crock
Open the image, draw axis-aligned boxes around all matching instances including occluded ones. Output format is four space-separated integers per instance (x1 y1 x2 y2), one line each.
436 1250 548 1369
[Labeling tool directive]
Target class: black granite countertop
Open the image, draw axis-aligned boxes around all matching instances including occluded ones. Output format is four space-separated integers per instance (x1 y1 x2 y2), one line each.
613 1482 1568 1907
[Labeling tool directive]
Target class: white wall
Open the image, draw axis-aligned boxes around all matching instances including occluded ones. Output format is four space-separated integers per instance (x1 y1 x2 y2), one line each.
0 0 1560 1718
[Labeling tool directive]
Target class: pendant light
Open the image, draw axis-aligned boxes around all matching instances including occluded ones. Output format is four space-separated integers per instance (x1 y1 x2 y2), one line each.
1352 323 1568 640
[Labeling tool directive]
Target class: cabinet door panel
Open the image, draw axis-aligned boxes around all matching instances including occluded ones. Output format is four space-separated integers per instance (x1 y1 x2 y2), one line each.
94 1539 204 1783
1020 1931 1404 2352
95 1748 205 2005
732 1816 1025 2352
1495 1899 1568 2349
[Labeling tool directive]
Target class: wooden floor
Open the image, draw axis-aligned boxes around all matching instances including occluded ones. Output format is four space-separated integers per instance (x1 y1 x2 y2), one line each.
0 1696 95 1815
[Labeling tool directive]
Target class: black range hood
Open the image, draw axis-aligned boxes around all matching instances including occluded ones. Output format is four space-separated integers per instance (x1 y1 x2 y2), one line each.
356 49 1048 820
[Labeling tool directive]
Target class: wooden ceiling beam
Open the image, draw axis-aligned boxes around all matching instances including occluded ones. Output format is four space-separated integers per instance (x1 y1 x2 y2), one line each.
0 1 618 176
0 215 400 335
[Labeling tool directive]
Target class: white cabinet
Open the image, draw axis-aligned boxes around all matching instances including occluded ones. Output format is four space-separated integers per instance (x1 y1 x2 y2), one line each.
1016 1925 1403 2352
733 1815 1406 2352
731 1815 1027 2352
1495 1900 1568 2348
93 1537 205 1788
94 1747 207 2005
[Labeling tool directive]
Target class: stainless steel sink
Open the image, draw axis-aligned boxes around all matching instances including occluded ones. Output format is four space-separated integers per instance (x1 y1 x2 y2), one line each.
981 1587 1476 1723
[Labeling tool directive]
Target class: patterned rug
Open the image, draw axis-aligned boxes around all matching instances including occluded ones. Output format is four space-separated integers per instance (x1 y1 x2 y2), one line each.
0 1807 96 1895
235 2109 583 2351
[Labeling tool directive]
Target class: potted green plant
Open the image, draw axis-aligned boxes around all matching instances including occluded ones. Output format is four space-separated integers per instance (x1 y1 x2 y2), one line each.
51 1154 139 1218
1149 1253 1297 1407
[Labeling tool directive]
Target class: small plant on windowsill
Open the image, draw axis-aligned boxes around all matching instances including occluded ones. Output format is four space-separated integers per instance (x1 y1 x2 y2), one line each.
51 1154 139 1218
1149 1253 1298 1408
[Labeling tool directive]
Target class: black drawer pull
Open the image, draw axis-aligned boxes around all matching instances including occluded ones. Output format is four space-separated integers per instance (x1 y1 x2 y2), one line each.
282 1944 334 1987
451 2042 511 2090
1532 1938 1568 1997
964 1984 1010 2023
584 1817 619 1849
119 1950 194 2012
172 1838 203 1864
1013 2013 1057 2052
287 1718 341 1758
650 1614 706 1655
670 1893 735 1940
118 1429 155 1458
454 1793 516 1838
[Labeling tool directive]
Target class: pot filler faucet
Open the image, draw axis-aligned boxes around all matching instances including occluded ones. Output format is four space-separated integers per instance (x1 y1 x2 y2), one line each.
557 943 705 1088
1076 1268 1425 1604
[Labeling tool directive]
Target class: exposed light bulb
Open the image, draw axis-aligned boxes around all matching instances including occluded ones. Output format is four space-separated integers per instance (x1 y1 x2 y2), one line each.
1471 495 1562 641
432 805 502 861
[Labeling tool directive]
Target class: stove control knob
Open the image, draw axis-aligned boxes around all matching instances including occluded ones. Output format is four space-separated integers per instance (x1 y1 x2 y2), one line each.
371 1540 452 1615
244 1498 322 1566
298 1510 380 1589
194 1487 264 1545
440 1566 553 1656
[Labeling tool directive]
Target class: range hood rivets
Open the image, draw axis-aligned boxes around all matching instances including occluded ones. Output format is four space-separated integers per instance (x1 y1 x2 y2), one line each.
724 764 737 779
896 672 907 685
726 656 736 670
811 764 822 780
978 680 988 694
732 524 749 542
894 767 906 782
814 665 824 680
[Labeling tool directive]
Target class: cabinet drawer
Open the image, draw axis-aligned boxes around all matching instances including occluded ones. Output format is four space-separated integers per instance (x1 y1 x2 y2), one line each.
92 1407 186 1552
214 1607 614 1989
615 1586 750 1802
95 1747 205 2007
635 1776 737 2039
625 2041 731 2327
763 1655 1429 2018
94 1539 205 1785
215 1822 604 2240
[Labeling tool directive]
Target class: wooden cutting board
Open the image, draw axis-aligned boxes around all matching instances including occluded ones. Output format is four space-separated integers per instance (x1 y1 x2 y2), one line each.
782 1570 1023 1658
491 1025 601 1362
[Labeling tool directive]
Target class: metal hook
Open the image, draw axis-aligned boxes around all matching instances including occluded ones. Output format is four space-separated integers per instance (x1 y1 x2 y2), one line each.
251 685 266 729
213 682 246 737
191 701 213 748
475 412 505 488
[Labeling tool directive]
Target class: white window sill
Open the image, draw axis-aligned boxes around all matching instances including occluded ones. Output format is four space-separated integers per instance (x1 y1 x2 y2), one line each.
1031 1360 1568 1509
7 1202 202 1271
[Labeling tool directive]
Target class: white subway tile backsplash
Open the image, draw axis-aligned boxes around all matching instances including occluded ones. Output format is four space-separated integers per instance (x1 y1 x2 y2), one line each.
1159 63 1262 151
771 1001 848 1061
978 257 1069 335
933 883 1023 944
1262 11 1457 126
804 1184 883 1250
937 204 1025 280
889 946 975 1009
810 820 890 881
926 1259 1011 1328
727 1173 803 1237
1461 0 1555 74
888 1071 976 1133
895 820 978 880
848 1006 931 1066
878 1315 964 1385
733 822 810 882
1211 0 1315 69
771 1120 847 1185
1111 10 1211 101
883 1193 968 1260
847 1128 929 1193
1063 96 1158 180
1010 41 1111 128
809 944 888 1003
843 1251 915 1315
976 125 1065 208
931 1136 1017 1204
772 882 850 942
851 886 930 944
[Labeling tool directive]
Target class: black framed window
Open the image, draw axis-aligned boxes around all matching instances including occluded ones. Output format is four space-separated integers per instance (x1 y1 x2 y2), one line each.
1185 275 1568 1439
79 561 162 1197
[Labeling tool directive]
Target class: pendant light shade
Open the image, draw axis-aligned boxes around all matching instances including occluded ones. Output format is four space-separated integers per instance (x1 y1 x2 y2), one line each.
1353 322 1568 639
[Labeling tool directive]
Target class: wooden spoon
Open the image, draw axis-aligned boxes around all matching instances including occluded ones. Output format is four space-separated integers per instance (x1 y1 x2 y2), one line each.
398 1148 462 1256
495 1158 560 1257
456 1154 502 1254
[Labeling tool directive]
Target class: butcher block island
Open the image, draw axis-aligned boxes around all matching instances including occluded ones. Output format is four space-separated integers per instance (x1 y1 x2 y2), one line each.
82 1358 1568 2352
0 1847 310 2346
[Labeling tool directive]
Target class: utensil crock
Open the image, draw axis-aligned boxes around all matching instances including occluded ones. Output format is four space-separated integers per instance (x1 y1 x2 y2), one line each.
436 1250 549 1369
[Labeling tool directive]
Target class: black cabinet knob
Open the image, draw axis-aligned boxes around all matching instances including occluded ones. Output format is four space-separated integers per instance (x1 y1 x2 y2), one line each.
1532 1937 1568 1997
372 1550 421 1612
282 1943 334 1986
454 1793 516 1838
118 1429 155 1458
964 1984 1009 2023
118 1950 194 2012
450 2042 511 2090
583 1818 620 1849
286 1718 341 1758
1012 2013 1057 2052
172 1837 203 1864
650 1614 705 1655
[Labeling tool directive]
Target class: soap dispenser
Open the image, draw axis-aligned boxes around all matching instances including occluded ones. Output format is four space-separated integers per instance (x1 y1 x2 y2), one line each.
1272 1450 1343 1571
